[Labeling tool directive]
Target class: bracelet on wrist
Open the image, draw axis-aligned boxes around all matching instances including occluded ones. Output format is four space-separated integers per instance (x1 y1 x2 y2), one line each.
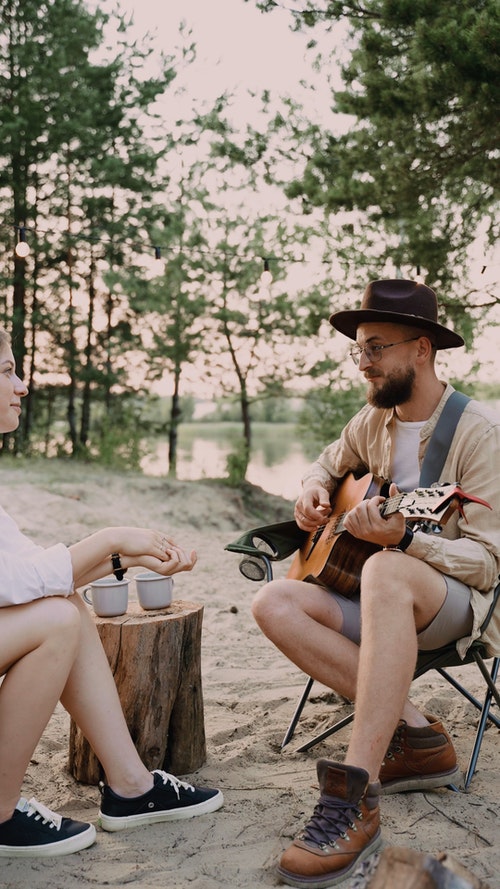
397 527 414 551
383 527 414 553
111 552 126 581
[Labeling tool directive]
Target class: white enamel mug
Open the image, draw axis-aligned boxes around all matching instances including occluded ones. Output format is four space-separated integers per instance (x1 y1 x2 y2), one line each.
135 572 174 611
82 576 129 617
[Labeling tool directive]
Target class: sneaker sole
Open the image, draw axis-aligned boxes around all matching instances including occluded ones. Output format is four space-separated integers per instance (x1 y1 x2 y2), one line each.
380 765 461 795
276 831 382 889
98 789 224 831
0 823 96 858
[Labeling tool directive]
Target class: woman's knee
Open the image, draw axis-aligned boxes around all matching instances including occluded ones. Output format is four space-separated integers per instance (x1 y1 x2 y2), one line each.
37 596 82 647
0 597 81 675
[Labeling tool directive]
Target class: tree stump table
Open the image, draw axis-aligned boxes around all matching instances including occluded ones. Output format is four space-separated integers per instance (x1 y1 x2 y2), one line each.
68 600 206 785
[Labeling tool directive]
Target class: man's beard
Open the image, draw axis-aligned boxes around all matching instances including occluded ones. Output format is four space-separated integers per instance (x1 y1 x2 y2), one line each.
367 366 416 409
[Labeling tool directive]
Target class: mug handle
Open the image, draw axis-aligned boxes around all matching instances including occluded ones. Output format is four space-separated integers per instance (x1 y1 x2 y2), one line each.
82 588 92 605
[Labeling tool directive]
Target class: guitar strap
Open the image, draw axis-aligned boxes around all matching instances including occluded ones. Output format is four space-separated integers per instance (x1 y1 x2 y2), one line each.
418 390 471 487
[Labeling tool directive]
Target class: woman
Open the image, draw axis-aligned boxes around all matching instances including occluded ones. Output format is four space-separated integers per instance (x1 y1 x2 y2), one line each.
0 328 223 857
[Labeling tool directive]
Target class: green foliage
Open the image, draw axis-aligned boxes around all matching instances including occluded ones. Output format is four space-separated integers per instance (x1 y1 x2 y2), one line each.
266 0 499 308
206 396 299 423
89 408 148 471
224 439 250 487
1 0 497 481
297 380 366 458
0 0 180 453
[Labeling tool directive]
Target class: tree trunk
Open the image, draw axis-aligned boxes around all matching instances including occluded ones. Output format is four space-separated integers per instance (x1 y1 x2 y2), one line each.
168 371 182 477
80 248 96 448
68 600 207 784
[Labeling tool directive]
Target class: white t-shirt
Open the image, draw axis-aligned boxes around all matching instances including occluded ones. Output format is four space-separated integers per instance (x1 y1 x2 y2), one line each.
0 505 73 607
391 418 426 492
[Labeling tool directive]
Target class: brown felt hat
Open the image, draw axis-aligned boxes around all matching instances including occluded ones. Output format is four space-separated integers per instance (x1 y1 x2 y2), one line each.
330 279 464 349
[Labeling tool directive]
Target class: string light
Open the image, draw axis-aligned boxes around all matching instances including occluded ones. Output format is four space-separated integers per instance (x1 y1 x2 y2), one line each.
260 258 273 286
14 225 30 258
1 221 493 278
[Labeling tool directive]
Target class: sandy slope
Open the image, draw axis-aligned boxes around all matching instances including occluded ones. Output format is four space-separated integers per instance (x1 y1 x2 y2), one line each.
0 460 498 889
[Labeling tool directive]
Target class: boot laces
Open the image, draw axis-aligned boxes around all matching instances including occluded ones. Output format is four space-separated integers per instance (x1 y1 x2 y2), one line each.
299 794 361 850
383 723 404 762
19 797 62 831
153 770 195 798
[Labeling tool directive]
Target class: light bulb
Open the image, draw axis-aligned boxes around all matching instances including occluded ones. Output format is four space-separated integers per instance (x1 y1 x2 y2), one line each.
260 259 272 286
15 240 30 258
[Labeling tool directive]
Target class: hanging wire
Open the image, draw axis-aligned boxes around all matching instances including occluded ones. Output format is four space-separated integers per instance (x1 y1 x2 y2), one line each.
1 221 493 277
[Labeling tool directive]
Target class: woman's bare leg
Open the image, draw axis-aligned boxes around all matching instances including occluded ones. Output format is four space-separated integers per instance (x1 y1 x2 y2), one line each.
60 594 153 797
0 598 81 822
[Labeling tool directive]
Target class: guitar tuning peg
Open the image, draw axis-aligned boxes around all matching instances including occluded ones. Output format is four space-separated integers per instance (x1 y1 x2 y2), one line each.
416 520 442 534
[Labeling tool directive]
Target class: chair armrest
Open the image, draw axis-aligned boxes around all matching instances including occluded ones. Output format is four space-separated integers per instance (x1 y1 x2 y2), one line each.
225 519 307 562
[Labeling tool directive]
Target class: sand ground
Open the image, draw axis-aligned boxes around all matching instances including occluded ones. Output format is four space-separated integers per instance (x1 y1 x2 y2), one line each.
0 460 498 889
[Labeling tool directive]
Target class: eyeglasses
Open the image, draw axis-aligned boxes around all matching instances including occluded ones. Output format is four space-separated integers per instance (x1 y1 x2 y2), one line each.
349 336 421 366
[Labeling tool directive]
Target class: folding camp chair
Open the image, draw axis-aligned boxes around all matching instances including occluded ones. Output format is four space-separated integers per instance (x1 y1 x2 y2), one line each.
225 523 500 791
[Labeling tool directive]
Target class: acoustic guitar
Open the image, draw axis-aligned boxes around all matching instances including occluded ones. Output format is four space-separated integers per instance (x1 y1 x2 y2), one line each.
287 472 491 598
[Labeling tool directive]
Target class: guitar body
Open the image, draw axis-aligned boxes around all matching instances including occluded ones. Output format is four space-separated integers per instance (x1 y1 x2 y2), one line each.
286 472 489 599
287 473 385 597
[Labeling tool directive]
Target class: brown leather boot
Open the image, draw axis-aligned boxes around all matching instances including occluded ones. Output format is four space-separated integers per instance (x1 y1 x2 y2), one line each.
277 761 381 888
379 713 460 794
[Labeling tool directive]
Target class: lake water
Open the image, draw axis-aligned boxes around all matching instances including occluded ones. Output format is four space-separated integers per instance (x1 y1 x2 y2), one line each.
141 422 310 501
139 399 500 500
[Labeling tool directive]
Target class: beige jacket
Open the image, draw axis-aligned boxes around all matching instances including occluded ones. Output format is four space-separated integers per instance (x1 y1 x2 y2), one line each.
302 384 500 657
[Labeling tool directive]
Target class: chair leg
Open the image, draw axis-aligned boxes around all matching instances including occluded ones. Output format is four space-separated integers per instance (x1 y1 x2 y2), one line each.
436 662 500 729
472 654 500 710
463 657 499 790
295 710 355 753
281 655 499 790
281 677 314 748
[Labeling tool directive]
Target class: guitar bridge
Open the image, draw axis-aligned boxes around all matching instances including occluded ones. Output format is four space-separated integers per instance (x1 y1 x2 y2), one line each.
305 526 326 560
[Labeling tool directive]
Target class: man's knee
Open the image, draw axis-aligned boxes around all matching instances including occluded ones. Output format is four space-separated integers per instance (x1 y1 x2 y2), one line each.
251 579 294 629
361 551 415 608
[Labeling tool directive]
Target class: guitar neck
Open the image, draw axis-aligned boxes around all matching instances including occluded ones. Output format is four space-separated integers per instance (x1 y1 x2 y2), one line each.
331 492 401 534
332 484 488 533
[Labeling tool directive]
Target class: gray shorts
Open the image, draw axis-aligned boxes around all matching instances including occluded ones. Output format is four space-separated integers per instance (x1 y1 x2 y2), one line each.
332 574 473 651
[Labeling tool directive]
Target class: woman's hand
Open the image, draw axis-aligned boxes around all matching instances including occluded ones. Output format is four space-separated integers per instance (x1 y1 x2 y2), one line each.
134 542 198 576
110 527 181 561
70 527 197 588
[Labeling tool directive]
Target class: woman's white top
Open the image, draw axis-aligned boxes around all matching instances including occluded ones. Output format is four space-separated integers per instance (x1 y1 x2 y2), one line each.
0 505 73 607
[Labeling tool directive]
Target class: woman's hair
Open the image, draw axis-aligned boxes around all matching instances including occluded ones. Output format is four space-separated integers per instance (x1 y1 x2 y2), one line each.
0 327 10 352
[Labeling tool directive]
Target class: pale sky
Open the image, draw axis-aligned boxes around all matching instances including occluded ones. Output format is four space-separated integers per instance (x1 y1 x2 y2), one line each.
109 0 319 91
95 0 499 387
98 0 341 128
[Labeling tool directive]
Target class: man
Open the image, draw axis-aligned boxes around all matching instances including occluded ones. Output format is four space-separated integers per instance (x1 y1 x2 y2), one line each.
252 279 500 888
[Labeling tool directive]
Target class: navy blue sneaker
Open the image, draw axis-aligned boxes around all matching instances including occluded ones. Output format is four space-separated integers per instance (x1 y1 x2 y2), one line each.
98 769 223 831
0 797 96 857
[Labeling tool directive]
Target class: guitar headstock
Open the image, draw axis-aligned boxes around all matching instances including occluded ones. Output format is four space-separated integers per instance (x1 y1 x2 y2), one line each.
389 484 491 527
